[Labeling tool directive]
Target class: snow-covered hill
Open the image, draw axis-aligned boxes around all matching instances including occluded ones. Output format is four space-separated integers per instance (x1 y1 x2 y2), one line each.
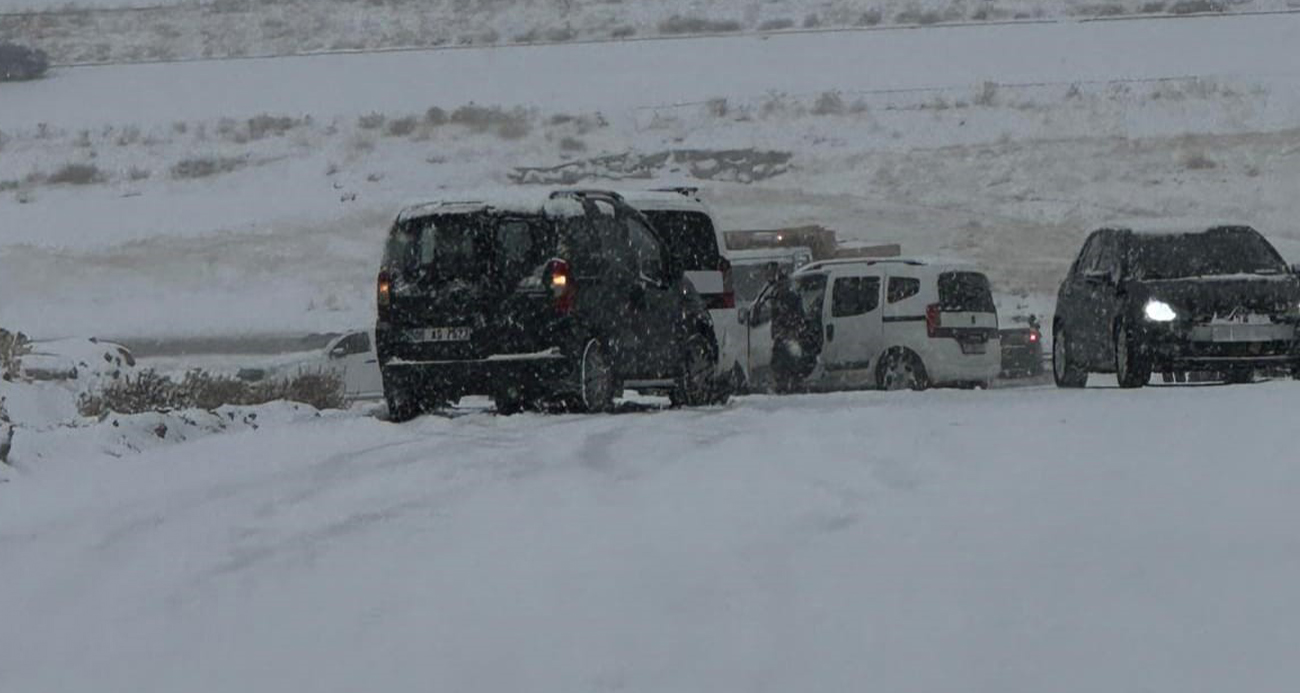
3 14 1299 339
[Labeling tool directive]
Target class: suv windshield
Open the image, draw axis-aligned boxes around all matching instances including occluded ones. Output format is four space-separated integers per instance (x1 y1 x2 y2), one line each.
938 271 995 312
639 210 722 271
1127 229 1287 280
383 213 557 288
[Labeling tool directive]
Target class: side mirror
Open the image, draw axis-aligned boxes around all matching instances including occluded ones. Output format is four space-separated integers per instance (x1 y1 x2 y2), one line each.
329 345 347 359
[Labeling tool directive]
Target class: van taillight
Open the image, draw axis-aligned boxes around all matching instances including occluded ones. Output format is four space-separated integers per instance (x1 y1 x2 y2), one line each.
719 257 736 309
926 303 941 338
377 270 392 308
548 259 576 314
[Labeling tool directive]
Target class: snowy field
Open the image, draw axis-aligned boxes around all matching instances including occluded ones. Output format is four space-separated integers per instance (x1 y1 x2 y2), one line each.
4 13 1300 339
4 382 1300 692
3 0 1296 66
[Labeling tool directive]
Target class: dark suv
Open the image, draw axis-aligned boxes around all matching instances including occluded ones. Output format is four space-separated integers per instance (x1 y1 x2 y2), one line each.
375 190 721 419
0 43 49 82
1053 224 1300 388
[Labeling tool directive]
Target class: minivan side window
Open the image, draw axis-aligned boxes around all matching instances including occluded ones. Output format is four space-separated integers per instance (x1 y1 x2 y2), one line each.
626 217 667 283
887 277 921 304
832 276 881 317
1073 233 1102 277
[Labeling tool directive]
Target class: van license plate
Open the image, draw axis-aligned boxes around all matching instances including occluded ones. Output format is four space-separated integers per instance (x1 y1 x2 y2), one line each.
408 327 472 343
960 341 987 355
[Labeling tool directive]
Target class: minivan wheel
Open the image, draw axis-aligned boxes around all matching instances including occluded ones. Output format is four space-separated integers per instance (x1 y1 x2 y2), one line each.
574 339 616 413
671 333 718 408
1052 325 1088 388
1114 322 1151 389
877 349 929 391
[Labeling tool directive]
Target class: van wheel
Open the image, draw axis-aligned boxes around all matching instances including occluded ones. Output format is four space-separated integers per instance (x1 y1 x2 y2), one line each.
574 339 616 413
1114 322 1151 389
877 349 929 391
671 333 718 407
1052 324 1088 388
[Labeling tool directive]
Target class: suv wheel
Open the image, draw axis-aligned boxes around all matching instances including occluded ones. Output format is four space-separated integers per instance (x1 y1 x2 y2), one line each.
1052 324 1088 388
671 333 719 407
1114 322 1151 389
575 339 616 413
877 348 929 391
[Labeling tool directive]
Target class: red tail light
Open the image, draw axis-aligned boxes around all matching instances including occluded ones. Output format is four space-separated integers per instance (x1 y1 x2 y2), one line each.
548 259 576 314
377 270 392 308
719 257 736 309
1028 329 1040 343
926 303 941 338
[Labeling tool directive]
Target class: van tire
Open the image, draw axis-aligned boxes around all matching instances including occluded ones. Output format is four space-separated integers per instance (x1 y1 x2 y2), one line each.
877 348 929 391
1052 324 1088 388
574 339 616 413
1114 321 1151 389
671 333 719 407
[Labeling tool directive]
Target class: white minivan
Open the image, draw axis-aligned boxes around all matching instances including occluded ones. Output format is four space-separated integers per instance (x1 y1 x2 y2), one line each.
322 330 384 401
740 258 1001 391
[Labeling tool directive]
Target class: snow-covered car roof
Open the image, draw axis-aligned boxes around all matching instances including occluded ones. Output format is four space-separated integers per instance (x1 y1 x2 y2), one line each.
396 191 588 222
1098 219 1256 236
796 257 980 275
724 246 814 264
617 189 711 214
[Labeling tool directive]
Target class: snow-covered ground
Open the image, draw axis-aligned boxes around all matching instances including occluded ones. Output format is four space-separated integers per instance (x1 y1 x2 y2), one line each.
4 13 1300 339
4 382 1300 692
3 0 1295 66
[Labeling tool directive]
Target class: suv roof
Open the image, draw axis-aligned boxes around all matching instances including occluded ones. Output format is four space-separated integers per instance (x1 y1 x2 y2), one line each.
395 189 629 222
1096 220 1255 236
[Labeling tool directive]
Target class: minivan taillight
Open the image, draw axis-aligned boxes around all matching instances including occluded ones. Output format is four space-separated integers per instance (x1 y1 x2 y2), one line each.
377 270 392 308
548 259 576 314
926 303 941 338
719 257 736 309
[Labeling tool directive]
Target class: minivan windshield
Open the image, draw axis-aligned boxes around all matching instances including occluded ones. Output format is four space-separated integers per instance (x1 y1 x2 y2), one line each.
639 210 722 271
1127 229 1287 280
383 213 555 288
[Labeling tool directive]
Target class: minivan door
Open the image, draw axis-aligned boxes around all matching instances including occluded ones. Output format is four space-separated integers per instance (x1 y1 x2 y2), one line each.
932 271 999 354
820 271 884 384
621 212 680 378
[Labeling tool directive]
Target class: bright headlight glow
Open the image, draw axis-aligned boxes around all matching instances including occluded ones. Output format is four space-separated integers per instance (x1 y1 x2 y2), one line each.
1144 299 1177 322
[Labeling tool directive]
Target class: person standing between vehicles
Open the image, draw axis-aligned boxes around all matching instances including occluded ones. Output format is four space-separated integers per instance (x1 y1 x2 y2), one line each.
770 269 815 392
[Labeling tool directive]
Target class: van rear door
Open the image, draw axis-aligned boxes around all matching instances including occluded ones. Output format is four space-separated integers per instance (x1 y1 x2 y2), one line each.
930 271 999 354
820 271 884 375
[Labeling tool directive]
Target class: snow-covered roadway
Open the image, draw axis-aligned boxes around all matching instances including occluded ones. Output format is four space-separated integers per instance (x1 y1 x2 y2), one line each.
3 382 1297 693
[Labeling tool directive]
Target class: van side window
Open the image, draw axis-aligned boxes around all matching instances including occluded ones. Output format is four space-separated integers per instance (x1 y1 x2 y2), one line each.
832 276 881 317
334 332 370 357
887 277 921 303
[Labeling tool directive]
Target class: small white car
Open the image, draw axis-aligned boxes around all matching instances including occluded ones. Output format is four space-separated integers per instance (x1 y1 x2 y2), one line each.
321 330 384 402
739 258 1001 391
20 337 137 386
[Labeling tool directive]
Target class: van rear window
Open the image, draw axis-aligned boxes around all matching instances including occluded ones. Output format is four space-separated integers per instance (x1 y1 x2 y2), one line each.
639 210 723 271
383 213 556 287
938 272 995 312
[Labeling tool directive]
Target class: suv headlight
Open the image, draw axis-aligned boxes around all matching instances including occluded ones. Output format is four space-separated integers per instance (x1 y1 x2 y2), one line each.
1144 299 1177 322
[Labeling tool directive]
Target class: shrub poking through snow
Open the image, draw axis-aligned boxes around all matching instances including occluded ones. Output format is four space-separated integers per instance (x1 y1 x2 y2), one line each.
0 329 31 381
170 155 246 180
812 91 846 116
357 112 387 130
1183 152 1218 170
386 116 420 137
78 368 344 417
658 15 743 35
449 104 532 139
47 163 105 185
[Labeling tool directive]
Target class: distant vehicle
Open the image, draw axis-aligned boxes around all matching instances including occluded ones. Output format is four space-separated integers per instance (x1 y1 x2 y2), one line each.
1000 315 1044 378
724 246 814 307
1053 223 1300 388
21 337 136 385
0 43 49 82
322 330 384 402
619 187 741 393
739 258 1001 392
374 189 724 420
